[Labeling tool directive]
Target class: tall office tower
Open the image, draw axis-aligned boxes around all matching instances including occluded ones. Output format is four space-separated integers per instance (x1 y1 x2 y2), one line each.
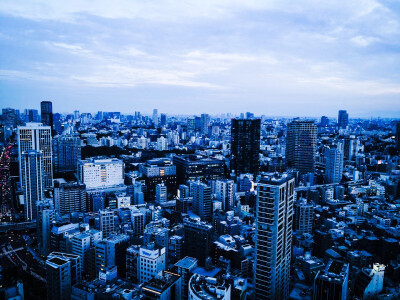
338 110 349 128
191 181 212 222
183 219 213 265
138 243 166 284
18 123 53 187
231 118 261 175
21 150 45 221
160 113 167 126
255 173 295 300
313 260 349 300
53 135 81 173
77 158 124 189
286 120 317 174
293 198 314 234
40 100 53 129
37 200 55 256
46 252 81 300
187 117 196 133
201 113 210 135
74 110 80 120
396 122 400 150
156 182 167 204
215 179 235 211
99 209 115 238
53 181 86 215
152 109 158 127
325 148 344 184
175 257 198 299
320 116 329 127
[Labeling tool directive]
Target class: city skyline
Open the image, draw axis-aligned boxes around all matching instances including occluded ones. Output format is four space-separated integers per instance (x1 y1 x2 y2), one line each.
1 1 400 117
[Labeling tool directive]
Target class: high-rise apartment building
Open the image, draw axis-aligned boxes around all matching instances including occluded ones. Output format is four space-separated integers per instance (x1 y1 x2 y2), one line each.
231 118 261 175
53 135 81 173
191 181 212 222
77 158 124 189
215 179 235 211
18 123 53 187
53 181 86 215
21 150 45 221
286 120 317 174
338 110 349 128
325 147 344 184
255 173 295 299
37 200 55 256
294 198 314 234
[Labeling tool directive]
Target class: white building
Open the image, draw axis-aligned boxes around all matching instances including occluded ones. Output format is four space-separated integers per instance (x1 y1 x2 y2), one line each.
215 179 235 211
77 158 124 189
139 244 166 284
18 123 53 187
156 136 168 151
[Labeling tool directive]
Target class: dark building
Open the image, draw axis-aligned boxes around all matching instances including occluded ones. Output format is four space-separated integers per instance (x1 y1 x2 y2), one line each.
160 113 167 126
183 219 213 266
338 110 349 128
230 118 261 175
286 120 317 174
320 116 329 127
41 101 53 131
139 158 177 200
53 135 81 174
313 260 349 300
173 154 224 185
54 180 87 215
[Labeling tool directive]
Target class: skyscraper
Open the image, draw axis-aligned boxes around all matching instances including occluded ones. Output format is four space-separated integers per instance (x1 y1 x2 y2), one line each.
152 109 158 127
231 118 261 175
53 135 81 173
191 181 212 222
201 113 210 135
338 110 349 128
255 173 295 300
160 113 167 126
286 120 317 174
325 147 344 184
40 101 53 130
18 123 53 187
21 150 45 221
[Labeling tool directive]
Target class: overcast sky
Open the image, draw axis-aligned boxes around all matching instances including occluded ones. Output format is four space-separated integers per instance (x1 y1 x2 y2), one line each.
1 0 400 117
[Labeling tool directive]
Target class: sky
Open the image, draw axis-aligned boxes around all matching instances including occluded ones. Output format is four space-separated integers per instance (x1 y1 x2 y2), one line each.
0 0 400 117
